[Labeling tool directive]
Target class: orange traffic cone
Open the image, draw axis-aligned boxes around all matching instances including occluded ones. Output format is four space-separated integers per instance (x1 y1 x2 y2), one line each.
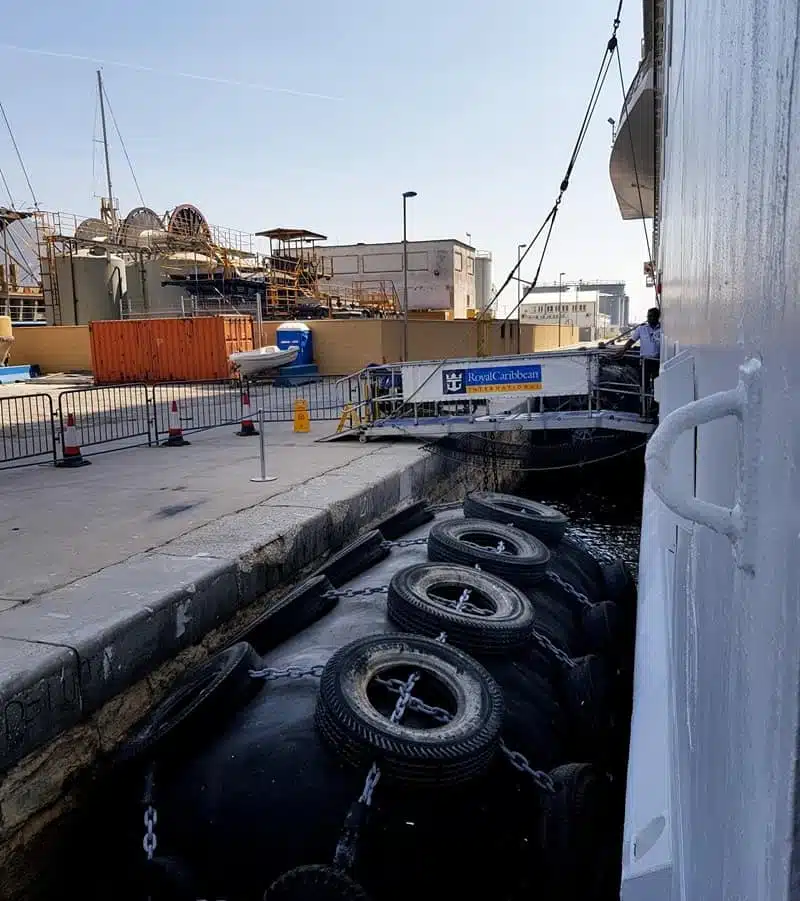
162 400 190 447
56 412 91 467
236 391 259 436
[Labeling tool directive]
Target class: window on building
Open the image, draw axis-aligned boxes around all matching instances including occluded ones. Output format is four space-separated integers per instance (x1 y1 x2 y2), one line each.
454 250 463 272
467 294 473 307
467 256 474 275
407 251 429 271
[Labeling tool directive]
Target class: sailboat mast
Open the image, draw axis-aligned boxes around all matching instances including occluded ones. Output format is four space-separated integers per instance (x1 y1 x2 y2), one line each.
96 69 114 216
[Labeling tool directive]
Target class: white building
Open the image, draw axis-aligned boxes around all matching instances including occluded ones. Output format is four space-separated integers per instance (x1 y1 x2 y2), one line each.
318 239 477 318
520 297 611 330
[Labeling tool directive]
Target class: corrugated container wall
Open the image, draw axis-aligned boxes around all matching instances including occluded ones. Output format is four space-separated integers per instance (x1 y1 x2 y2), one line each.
89 316 253 384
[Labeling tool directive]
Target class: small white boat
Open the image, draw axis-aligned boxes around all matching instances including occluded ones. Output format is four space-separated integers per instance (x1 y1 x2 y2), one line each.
229 345 299 377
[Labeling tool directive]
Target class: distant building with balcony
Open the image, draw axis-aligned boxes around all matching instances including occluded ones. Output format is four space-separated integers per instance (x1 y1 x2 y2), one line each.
318 239 477 318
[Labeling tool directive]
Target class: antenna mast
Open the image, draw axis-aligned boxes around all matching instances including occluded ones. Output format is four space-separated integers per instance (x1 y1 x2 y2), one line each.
96 69 117 225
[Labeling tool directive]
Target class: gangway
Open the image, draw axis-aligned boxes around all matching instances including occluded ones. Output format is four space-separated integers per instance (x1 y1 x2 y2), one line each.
323 349 657 442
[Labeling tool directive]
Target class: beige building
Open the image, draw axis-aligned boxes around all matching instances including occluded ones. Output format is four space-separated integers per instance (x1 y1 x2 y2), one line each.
318 239 477 318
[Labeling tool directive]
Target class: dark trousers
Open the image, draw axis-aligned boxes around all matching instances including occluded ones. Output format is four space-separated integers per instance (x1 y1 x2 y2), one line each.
642 357 659 419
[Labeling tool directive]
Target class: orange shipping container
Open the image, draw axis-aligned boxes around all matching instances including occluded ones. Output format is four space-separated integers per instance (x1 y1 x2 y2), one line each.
89 316 254 384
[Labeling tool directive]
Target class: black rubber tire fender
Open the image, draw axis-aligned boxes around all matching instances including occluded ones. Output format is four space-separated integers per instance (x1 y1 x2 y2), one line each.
561 654 615 743
463 491 569 545
314 530 389 588
227 575 337 655
372 500 434 541
427 518 550 585
580 600 623 658
525 587 578 651
115 641 261 765
386 563 536 655
601 559 637 606
264 865 372 900
314 634 504 786
554 535 605 591
542 763 613 894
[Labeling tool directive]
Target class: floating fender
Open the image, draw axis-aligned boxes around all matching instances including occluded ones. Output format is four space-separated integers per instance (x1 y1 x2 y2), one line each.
552 535 606 599
427 519 550 586
601 559 637 607
314 633 504 786
372 500 434 541
228 575 337 655
114 641 261 766
264 865 372 900
560 655 615 755
463 491 569 545
386 563 537 655
541 762 614 898
314 530 390 588
579 600 623 659
524 588 579 654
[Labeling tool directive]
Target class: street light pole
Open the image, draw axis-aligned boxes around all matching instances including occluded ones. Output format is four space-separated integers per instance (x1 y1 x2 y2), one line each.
517 243 525 355
402 191 417 362
558 271 565 346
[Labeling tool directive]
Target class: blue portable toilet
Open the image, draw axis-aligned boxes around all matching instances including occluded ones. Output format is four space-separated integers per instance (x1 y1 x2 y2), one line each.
276 321 313 366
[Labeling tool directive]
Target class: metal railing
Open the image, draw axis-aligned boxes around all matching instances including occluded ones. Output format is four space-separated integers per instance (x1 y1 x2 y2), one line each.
58 384 153 454
0 393 57 468
0 375 346 469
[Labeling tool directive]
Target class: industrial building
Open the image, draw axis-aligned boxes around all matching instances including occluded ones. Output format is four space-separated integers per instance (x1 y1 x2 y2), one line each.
318 239 486 319
520 279 630 330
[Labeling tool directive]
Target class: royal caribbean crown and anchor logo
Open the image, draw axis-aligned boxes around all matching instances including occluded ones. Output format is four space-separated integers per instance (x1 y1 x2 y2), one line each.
442 363 543 396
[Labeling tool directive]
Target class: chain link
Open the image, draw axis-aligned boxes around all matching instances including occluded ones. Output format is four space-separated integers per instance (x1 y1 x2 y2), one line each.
322 585 390 600
530 627 576 669
358 763 381 805
500 740 556 793
375 676 453 724
382 537 429 548
143 805 158 859
141 764 157 861
546 570 593 609
249 663 326 680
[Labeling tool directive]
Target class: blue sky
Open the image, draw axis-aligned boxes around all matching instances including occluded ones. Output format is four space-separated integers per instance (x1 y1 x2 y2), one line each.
0 0 652 320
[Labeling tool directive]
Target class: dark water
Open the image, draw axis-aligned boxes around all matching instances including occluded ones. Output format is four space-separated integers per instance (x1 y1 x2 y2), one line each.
519 445 645 578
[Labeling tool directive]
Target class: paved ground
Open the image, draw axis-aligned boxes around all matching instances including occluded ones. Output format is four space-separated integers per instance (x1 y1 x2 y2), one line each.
0 416 466 776
0 422 405 604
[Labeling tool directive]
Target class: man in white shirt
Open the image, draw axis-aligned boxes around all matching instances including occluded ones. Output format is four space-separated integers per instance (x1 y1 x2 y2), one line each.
612 307 661 360
602 307 661 419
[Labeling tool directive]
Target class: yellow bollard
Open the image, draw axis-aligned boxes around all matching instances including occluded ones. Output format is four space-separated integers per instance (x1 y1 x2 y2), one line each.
293 398 311 433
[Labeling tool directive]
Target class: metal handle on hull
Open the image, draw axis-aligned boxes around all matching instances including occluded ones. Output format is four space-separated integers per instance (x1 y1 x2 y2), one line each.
645 357 761 573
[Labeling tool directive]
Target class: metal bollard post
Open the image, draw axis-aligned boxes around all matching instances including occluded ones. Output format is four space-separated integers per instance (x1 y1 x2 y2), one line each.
250 408 277 483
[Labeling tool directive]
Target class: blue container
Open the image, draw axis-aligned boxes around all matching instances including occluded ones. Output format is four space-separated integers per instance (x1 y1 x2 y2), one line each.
276 321 313 366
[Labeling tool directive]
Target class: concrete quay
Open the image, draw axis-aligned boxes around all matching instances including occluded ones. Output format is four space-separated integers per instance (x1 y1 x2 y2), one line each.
0 419 521 895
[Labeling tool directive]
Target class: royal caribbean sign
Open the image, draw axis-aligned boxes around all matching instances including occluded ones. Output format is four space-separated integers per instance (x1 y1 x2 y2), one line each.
441 364 543 396
401 354 591 403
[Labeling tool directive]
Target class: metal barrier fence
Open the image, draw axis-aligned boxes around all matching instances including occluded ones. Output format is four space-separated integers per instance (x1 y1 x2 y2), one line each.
152 380 242 438
58 384 153 454
0 376 347 469
0 393 57 468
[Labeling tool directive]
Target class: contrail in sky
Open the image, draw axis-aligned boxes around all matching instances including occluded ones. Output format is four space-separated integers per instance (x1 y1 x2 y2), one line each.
0 43 342 101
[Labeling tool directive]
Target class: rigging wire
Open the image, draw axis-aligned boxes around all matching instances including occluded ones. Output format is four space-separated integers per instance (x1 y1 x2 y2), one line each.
479 0 624 324
101 83 146 208
353 0 630 425
614 50 660 310
0 99 39 209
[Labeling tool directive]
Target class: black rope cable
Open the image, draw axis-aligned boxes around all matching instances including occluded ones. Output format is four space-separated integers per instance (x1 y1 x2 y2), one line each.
0 99 38 209
480 0 625 323
102 83 146 208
